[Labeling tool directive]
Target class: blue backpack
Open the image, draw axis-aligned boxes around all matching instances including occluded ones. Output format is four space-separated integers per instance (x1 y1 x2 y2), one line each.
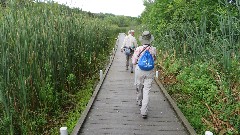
138 47 154 71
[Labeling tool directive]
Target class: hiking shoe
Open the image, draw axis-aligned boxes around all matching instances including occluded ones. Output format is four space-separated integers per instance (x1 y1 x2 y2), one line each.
130 68 133 73
138 100 142 106
142 115 147 119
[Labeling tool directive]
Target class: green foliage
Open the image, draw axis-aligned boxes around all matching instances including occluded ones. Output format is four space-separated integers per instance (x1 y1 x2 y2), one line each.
67 74 76 84
103 15 139 27
50 79 95 135
161 54 183 75
141 0 239 65
143 0 240 134
0 1 121 134
65 79 95 133
67 73 76 92
161 59 239 134
177 62 218 96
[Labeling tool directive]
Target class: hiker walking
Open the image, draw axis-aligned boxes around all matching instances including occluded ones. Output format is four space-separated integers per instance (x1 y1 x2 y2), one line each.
121 30 138 73
132 31 157 119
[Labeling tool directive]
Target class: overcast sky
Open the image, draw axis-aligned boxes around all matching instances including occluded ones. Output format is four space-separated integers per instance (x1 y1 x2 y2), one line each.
51 0 145 17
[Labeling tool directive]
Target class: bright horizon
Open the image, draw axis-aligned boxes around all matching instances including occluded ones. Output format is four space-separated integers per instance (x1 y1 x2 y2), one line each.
50 0 145 17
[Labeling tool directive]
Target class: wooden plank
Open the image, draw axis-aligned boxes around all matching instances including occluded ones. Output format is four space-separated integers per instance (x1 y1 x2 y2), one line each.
71 33 196 135
80 130 188 135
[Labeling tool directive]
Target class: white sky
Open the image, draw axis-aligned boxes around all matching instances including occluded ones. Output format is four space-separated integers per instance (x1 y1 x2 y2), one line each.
51 0 145 17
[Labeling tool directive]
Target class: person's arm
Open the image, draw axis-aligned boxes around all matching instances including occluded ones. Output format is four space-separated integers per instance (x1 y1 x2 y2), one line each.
152 47 157 61
132 47 141 65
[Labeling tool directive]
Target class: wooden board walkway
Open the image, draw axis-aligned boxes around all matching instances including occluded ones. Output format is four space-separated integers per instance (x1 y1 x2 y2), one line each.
71 33 197 135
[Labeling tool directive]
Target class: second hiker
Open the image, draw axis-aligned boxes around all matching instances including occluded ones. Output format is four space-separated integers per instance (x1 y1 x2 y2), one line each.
121 30 138 73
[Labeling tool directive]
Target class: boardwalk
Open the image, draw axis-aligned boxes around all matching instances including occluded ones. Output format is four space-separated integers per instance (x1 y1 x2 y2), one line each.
71 33 196 135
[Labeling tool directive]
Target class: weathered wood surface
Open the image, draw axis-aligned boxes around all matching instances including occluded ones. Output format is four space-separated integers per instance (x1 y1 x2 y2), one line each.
72 33 196 135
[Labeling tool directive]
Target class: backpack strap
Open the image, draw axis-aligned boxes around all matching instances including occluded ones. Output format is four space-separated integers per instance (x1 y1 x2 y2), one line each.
137 44 151 58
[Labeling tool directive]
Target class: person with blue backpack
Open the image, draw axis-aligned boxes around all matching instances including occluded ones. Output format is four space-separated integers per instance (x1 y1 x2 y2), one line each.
132 31 157 119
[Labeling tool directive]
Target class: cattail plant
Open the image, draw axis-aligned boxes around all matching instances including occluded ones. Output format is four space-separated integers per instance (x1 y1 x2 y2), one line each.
0 0 121 134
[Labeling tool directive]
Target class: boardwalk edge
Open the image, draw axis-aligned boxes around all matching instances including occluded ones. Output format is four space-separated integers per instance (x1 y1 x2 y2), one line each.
71 35 119 135
154 77 197 135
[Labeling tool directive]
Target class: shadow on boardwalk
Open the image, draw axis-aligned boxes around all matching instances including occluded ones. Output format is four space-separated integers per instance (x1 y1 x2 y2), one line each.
71 33 197 135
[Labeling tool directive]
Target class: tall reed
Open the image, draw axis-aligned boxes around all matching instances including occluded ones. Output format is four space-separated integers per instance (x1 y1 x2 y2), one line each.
0 1 121 134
